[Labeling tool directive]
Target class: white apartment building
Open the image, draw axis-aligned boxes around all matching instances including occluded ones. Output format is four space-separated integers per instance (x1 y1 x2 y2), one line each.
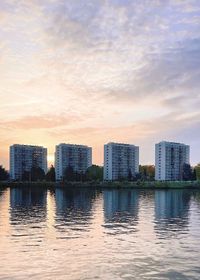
10 144 47 180
55 143 92 181
104 142 139 181
155 141 190 181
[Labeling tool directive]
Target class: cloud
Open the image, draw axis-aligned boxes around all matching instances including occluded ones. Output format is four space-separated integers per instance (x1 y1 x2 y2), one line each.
41 0 200 102
48 109 200 164
0 114 81 129
0 0 200 168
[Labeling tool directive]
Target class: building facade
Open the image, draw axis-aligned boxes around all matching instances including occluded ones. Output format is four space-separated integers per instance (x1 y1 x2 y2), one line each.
55 143 92 181
10 144 47 180
104 142 139 181
155 141 190 181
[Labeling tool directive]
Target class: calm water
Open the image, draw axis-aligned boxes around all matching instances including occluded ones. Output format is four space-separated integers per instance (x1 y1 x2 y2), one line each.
1 187 200 280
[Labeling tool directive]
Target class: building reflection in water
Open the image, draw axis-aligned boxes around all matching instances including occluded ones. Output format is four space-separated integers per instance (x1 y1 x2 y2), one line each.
0 187 7 198
154 190 191 236
103 190 139 234
192 191 200 206
0 188 10 235
10 187 47 224
54 188 99 235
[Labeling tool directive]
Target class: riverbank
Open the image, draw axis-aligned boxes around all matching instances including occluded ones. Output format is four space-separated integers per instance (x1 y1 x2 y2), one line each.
1 180 200 189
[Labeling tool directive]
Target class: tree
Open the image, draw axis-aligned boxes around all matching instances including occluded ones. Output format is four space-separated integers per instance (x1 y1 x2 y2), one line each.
30 166 45 181
132 172 141 181
63 166 76 181
22 170 30 181
128 169 133 181
192 168 197 181
139 165 155 181
85 165 103 181
0 165 9 181
63 166 87 182
45 165 55 182
182 163 193 181
194 164 200 180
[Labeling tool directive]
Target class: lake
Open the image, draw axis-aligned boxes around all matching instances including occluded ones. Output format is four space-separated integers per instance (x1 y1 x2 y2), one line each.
0 187 200 279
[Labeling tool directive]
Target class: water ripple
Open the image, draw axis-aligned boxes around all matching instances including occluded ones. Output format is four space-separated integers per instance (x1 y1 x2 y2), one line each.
0 187 200 279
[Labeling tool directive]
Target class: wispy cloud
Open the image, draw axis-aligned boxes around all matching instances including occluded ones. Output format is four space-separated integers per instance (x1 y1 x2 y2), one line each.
0 114 81 129
0 0 200 168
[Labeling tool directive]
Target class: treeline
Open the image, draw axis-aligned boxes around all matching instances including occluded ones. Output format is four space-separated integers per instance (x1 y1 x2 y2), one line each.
0 166 9 181
0 165 103 182
21 165 56 182
140 164 198 181
137 164 197 181
46 163 198 182
62 165 103 182
20 165 103 182
139 165 155 181
195 164 200 180
1 163 200 182
182 163 197 181
0 165 56 182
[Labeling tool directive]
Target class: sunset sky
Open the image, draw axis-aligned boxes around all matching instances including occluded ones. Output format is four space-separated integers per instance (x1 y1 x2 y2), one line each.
0 0 200 169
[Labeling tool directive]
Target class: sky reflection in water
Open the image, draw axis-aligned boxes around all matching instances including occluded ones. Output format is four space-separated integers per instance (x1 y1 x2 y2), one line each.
0 187 200 279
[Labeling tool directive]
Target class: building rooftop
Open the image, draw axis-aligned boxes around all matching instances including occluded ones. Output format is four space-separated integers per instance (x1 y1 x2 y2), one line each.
157 141 189 146
57 143 92 148
10 144 46 149
105 142 138 147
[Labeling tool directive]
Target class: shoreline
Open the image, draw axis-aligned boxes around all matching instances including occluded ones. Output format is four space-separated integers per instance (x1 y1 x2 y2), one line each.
1 180 200 189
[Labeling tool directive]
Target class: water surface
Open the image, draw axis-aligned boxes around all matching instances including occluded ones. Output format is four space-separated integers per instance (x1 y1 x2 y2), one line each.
0 187 200 279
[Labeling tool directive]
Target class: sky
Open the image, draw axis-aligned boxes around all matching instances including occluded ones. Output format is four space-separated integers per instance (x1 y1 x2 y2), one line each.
0 0 200 169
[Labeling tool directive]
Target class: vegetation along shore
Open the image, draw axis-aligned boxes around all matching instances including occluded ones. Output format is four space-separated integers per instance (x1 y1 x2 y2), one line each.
1 180 200 190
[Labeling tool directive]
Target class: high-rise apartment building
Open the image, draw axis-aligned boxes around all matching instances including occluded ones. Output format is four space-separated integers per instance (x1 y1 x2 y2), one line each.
55 143 92 181
104 142 139 181
10 144 47 180
155 141 190 181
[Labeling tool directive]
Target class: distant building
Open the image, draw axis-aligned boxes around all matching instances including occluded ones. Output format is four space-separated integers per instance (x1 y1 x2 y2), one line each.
10 144 47 180
104 142 139 181
155 141 190 181
55 143 92 181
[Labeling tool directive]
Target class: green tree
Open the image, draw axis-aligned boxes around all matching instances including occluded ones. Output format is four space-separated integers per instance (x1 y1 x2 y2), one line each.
132 172 141 181
139 165 155 181
85 165 103 181
128 169 133 181
182 163 193 181
195 164 200 180
45 165 56 182
193 168 197 181
0 165 9 181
